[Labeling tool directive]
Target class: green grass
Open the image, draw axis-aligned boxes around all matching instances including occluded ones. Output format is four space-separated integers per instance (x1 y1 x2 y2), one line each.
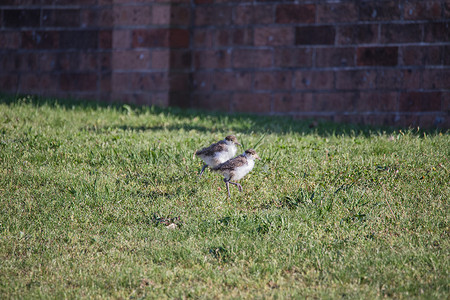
1 95 448 299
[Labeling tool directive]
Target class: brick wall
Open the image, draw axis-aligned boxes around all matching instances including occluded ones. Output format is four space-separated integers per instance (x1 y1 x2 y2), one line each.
0 0 112 102
1 0 449 128
0 0 191 106
189 0 449 128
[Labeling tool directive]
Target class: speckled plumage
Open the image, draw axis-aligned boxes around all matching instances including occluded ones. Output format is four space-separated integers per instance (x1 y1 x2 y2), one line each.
195 135 241 178
213 149 260 197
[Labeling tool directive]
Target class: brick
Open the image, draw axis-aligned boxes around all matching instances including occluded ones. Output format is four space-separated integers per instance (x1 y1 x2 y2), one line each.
232 49 272 68
195 6 232 26
52 0 97 5
169 49 191 69
60 73 98 91
21 31 59 49
317 3 358 23
422 69 450 89
215 29 230 47
232 28 253 46
112 30 131 49
81 9 98 27
169 29 190 48
0 52 14 72
42 9 81 27
404 1 441 20
100 73 112 93
11 53 38 72
5 0 40 4
276 4 315 24
191 93 230 112
445 1 450 18
39 53 57 72
359 1 401 21
234 5 273 25
193 29 213 48
99 9 113 27
356 92 397 112
232 93 271 113
151 50 170 69
169 92 191 108
79 52 98 71
254 71 293 91
376 69 403 89
55 53 79 71
192 72 212 92
443 92 450 111
59 30 98 49
152 5 171 25
0 32 21 49
100 53 111 71
361 114 397 127
19 73 41 93
294 70 334 90
273 93 313 113
113 50 151 70
215 28 253 47
295 26 335 45
111 72 131 92
357 47 398 66
131 72 169 91
316 47 355 68
402 46 441 66
213 72 252 91
254 27 294 46
274 48 312 68
132 29 169 48
424 22 450 42
169 73 190 92
99 30 112 49
380 24 422 44
399 92 441 111
113 5 152 26
337 24 378 45
336 70 376 90
170 5 191 26
0 74 19 91
256 0 293 2
444 46 450 65
309 92 358 112
194 49 231 69
3 9 40 28
40 74 60 92
194 0 213 4
402 69 421 90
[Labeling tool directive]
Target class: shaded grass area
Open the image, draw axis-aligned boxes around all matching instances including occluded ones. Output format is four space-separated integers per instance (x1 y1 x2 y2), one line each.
1 95 449 298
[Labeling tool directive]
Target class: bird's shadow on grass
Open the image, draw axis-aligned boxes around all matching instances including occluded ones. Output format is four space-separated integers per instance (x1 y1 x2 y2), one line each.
0 93 439 137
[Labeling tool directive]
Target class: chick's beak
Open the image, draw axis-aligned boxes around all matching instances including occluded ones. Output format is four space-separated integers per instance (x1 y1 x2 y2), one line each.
255 154 261 160
236 142 242 146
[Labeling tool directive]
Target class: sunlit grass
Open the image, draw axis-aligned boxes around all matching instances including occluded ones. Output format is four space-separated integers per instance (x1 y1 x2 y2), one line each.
0 95 448 298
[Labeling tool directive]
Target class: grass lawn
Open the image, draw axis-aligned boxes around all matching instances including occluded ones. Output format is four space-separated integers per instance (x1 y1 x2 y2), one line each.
0 95 448 299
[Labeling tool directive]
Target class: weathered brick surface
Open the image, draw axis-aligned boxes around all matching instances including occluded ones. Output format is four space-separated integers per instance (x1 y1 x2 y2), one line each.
357 47 398 66
337 24 378 45
1 0 448 128
232 93 271 113
276 4 315 24
295 26 336 45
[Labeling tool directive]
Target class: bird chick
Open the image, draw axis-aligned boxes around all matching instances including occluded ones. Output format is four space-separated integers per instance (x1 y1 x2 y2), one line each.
213 149 260 197
195 135 241 178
